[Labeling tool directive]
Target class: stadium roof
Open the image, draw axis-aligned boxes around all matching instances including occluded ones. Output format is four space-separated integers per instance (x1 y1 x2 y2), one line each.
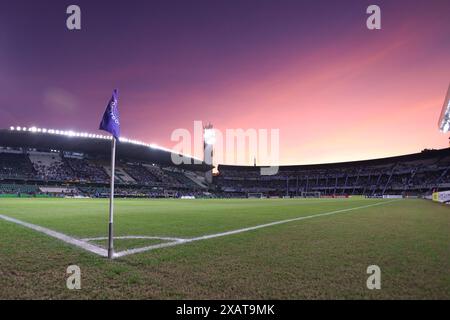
218 148 450 172
3 126 449 174
0 127 212 171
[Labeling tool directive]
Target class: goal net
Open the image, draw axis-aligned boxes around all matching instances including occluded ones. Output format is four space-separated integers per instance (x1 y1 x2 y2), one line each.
248 192 264 199
164 190 177 198
301 191 321 198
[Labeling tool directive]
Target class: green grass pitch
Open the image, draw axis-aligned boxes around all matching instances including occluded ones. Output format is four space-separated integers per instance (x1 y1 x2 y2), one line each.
0 198 448 299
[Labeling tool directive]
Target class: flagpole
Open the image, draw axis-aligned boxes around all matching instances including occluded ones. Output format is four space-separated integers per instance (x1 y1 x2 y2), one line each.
107 137 116 259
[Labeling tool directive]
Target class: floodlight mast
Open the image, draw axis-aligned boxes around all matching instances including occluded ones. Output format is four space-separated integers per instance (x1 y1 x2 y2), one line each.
438 83 450 133
203 123 214 184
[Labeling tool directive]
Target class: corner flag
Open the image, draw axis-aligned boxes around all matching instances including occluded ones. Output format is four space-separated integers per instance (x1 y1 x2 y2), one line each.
99 89 120 139
99 89 120 259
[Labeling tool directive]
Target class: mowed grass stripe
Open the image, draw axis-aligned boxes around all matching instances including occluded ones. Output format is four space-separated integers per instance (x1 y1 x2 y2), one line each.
115 200 399 257
0 198 448 299
0 198 389 239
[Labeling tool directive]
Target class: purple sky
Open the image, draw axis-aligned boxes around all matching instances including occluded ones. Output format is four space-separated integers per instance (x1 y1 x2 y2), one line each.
1 0 449 165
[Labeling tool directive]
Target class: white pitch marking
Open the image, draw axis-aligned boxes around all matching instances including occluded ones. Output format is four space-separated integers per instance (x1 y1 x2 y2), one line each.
115 200 400 258
0 214 108 257
114 239 188 257
0 200 399 259
82 235 186 242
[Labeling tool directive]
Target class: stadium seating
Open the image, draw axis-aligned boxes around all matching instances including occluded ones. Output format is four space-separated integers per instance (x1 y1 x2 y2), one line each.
65 157 110 183
29 152 74 181
163 169 200 189
0 152 36 179
123 163 162 185
103 165 136 184
215 149 450 197
144 164 181 186
0 183 38 194
2 143 450 199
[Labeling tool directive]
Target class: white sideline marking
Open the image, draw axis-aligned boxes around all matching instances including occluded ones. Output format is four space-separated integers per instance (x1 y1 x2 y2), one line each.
0 214 108 257
0 200 399 259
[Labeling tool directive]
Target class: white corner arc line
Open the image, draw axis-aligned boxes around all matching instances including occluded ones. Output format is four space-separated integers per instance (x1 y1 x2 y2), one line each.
82 235 186 242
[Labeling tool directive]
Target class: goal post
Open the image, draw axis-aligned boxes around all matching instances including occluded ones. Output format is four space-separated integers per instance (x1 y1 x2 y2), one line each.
300 191 321 198
247 192 264 199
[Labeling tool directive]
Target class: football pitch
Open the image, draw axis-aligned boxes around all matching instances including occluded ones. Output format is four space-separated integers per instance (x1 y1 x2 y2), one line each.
0 198 448 299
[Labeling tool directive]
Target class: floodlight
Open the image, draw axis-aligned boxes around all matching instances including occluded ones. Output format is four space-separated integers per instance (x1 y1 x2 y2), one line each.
438 84 450 133
204 128 216 145
4 124 204 162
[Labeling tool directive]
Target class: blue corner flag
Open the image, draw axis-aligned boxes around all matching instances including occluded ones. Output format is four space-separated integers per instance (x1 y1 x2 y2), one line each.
99 89 120 139
99 89 121 259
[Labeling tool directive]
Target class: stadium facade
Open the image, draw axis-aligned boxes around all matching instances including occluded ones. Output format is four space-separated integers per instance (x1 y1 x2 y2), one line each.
1 127 449 199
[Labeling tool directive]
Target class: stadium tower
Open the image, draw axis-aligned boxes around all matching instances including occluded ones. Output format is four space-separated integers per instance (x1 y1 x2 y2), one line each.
203 123 215 183
438 83 450 133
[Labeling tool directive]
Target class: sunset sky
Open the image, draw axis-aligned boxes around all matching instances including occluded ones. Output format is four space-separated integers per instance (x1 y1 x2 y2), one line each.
0 0 449 166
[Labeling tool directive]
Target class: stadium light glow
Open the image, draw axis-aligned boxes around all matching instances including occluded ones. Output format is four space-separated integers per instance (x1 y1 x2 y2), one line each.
204 128 216 145
438 84 450 133
7 125 204 162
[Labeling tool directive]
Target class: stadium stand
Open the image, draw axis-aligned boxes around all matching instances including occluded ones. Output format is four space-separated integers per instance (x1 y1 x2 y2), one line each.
1 128 450 198
214 149 450 197
163 168 200 189
65 157 110 183
123 163 161 185
29 151 74 181
184 170 209 188
144 165 181 186
0 151 36 179
103 165 136 184
0 183 38 195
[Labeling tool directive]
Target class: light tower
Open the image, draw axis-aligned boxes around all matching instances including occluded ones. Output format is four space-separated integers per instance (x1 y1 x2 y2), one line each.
203 123 215 183
438 83 450 133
